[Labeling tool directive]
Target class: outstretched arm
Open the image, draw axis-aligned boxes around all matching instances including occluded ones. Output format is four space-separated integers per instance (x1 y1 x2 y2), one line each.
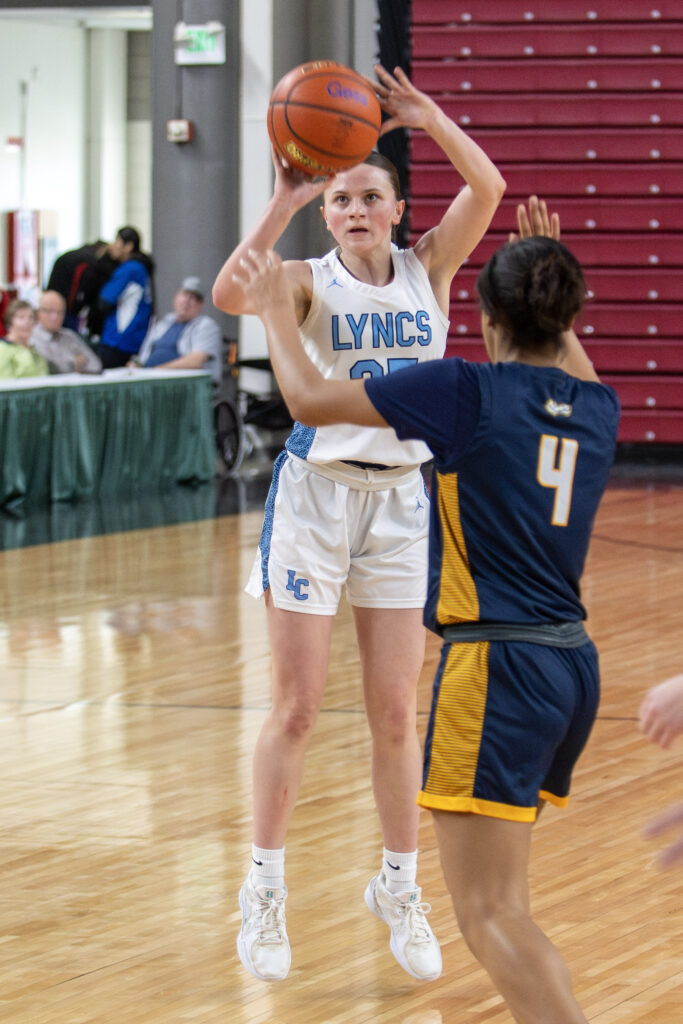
516 195 600 384
644 802 683 868
640 675 683 867
233 250 386 428
211 150 328 317
372 64 505 311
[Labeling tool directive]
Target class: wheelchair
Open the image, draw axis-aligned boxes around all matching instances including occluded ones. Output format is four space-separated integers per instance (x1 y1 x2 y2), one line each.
214 341 292 476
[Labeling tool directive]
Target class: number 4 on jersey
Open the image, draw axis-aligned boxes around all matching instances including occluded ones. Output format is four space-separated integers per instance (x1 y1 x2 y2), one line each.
537 435 579 526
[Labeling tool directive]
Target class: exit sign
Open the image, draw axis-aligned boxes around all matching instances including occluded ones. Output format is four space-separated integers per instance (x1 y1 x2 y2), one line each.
174 21 226 65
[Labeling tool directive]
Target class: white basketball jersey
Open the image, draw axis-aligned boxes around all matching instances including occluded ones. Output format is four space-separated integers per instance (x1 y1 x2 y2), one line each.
286 245 449 466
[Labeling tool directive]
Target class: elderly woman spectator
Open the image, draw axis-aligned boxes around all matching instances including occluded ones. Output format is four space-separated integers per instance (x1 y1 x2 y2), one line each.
0 300 50 379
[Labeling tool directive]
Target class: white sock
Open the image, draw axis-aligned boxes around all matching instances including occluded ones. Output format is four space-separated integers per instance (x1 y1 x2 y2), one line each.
382 847 418 894
249 844 285 890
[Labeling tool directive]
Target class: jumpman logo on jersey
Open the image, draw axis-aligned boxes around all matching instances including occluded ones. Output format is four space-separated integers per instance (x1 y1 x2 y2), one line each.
327 277 344 289
415 497 424 513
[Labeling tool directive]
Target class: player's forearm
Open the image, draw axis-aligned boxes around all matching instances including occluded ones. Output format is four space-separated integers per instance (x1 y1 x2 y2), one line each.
261 308 380 427
212 199 295 314
559 329 600 383
426 106 506 203
260 304 324 421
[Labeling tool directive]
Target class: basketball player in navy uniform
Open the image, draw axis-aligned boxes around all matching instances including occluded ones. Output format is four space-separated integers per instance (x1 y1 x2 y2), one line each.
233 196 620 1023
213 63 505 982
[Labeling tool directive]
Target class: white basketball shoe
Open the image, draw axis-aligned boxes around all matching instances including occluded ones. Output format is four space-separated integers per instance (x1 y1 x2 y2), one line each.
365 871 442 981
237 876 291 981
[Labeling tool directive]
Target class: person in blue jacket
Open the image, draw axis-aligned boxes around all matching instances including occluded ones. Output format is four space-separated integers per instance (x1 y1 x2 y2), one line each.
98 226 154 367
232 197 621 1024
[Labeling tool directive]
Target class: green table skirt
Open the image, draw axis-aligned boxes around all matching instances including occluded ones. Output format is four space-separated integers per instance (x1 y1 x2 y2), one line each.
0 374 216 508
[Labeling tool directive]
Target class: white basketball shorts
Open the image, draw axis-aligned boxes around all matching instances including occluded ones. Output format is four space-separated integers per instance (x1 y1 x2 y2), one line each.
245 452 430 614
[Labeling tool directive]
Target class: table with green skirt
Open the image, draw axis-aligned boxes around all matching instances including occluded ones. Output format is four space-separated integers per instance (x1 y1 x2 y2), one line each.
0 367 216 508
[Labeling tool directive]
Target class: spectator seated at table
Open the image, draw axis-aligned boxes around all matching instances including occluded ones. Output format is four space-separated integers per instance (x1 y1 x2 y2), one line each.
133 277 222 387
0 299 50 379
30 291 102 374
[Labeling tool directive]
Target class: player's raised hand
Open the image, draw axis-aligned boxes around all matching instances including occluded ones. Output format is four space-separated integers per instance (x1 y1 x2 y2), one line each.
372 63 439 136
271 147 331 210
509 195 561 243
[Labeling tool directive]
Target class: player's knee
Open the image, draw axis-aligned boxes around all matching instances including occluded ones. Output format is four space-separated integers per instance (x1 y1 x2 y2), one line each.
453 890 528 958
275 694 320 742
367 698 414 744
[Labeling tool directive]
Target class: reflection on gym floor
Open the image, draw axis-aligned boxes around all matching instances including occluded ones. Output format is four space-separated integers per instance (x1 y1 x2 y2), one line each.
2 443 682 554
0 456 275 553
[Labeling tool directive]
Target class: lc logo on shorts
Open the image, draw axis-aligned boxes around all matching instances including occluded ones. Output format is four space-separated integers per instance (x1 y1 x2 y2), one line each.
286 570 310 601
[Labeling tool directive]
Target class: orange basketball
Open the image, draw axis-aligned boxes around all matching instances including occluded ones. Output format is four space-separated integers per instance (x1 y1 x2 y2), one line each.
268 61 381 178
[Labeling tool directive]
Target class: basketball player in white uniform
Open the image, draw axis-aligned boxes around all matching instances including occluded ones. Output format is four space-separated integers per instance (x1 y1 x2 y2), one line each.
245 243 447 611
212 63 506 983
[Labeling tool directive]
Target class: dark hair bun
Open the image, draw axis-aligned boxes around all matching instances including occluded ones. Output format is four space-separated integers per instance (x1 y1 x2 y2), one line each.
476 237 586 352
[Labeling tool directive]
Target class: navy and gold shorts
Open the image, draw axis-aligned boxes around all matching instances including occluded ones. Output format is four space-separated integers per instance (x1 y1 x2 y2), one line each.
417 637 600 822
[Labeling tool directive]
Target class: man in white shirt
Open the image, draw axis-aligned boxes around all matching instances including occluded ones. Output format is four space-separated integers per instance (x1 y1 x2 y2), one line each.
135 277 223 386
31 291 103 374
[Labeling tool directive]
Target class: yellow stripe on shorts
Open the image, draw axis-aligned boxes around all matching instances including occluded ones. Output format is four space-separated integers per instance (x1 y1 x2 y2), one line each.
422 641 490 801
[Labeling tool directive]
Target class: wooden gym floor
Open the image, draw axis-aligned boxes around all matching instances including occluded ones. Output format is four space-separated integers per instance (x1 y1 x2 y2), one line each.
0 457 682 1023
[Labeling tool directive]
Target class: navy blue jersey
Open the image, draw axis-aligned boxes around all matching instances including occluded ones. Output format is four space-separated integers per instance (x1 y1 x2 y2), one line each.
365 357 620 634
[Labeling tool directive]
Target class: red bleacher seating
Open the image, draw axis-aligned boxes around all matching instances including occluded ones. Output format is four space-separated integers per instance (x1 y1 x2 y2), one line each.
413 25 683 60
447 267 681 304
412 128 683 163
412 1 682 24
412 164 681 198
413 59 682 93
447 304 682 340
451 233 682 269
412 198 683 235
410 2 683 443
428 94 682 128
449 339 683 374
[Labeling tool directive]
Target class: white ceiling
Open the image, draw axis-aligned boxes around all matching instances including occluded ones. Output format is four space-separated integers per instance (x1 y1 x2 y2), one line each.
0 6 152 30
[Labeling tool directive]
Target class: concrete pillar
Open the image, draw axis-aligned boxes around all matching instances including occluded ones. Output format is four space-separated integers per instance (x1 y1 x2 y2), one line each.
150 0 240 332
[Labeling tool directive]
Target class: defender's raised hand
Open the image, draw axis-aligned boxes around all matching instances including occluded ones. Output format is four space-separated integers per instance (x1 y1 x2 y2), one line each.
509 195 561 243
232 249 293 323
